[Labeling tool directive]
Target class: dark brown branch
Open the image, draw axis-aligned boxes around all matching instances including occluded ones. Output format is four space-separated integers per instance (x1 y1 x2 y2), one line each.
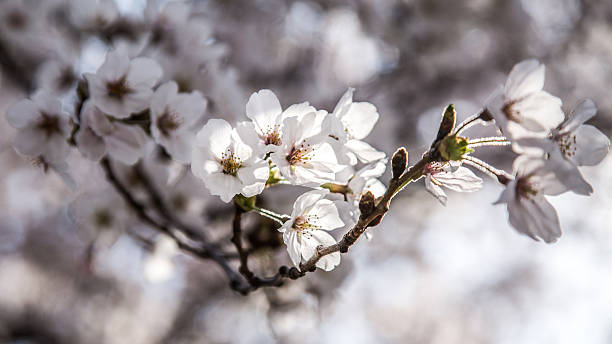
229 203 298 291
0 37 35 91
296 154 432 274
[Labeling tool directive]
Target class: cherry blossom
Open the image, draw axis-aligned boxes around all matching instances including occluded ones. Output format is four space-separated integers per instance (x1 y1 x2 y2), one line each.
513 99 610 195
69 0 119 30
191 119 268 203
423 162 483 206
270 110 345 187
328 88 386 164
495 156 570 243
68 188 131 247
150 81 207 163
85 47 162 119
237 89 315 157
75 101 149 165
486 59 564 138
341 160 388 227
6 92 72 163
279 190 345 271
143 235 179 283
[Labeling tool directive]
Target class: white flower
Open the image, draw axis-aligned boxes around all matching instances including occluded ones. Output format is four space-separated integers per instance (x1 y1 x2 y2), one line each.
340 160 388 227
69 0 119 29
328 88 385 164
150 81 207 163
237 89 318 158
143 235 179 283
85 47 162 119
36 59 77 95
68 188 130 246
279 190 345 271
347 160 387 207
6 92 72 163
191 119 268 203
486 59 564 138
30 156 77 190
423 162 483 206
495 156 570 243
75 101 148 165
514 99 610 195
270 110 344 187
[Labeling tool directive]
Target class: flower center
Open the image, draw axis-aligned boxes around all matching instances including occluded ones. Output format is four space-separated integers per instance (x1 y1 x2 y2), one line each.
37 113 61 137
502 100 522 122
220 149 242 176
292 215 320 236
555 133 577 159
286 141 312 166
58 67 76 90
516 176 539 201
262 125 282 146
156 109 183 137
106 75 131 100
93 209 113 228
424 162 444 175
6 10 27 30
171 194 188 212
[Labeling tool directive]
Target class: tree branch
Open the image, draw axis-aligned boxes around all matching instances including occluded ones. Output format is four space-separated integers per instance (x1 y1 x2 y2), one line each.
101 157 251 293
230 203 305 291
297 155 432 274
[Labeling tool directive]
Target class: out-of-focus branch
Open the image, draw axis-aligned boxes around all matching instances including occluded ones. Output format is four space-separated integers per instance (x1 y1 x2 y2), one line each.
101 157 250 293
0 37 35 91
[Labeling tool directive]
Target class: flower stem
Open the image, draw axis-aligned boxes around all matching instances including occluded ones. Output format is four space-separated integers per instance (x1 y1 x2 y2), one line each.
251 206 290 225
297 153 433 274
462 155 513 184
455 108 494 135
467 136 510 148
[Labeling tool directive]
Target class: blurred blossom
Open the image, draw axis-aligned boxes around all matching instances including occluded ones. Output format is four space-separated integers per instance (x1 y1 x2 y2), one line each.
520 0 581 44
0 214 24 254
318 9 384 88
143 235 178 283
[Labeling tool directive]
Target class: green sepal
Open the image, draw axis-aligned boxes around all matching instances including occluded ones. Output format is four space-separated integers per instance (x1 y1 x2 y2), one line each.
234 194 256 212
321 183 350 194
266 163 283 186
440 134 473 161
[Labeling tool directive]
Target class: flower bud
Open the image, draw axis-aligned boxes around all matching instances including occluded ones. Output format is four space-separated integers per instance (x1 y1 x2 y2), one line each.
321 182 350 194
433 104 456 145
391 147 407 179
359 191 375 219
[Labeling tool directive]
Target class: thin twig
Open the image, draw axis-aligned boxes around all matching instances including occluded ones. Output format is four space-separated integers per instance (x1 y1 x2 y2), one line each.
455 108 494 135
297 154 432 274
101 157 250 293
230 203 303 291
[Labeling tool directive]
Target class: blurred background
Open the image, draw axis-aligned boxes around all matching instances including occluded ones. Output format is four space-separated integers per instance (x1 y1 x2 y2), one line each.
1 0 612 343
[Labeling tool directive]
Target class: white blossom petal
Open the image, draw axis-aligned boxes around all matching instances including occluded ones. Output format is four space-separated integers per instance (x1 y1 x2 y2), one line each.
245 89 282 132
570 124 610 167
504 59 545 101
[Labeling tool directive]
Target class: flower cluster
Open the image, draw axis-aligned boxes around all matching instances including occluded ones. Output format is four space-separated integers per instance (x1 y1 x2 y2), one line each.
3 0 609 283
486 60 610 242
191 89 387 270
